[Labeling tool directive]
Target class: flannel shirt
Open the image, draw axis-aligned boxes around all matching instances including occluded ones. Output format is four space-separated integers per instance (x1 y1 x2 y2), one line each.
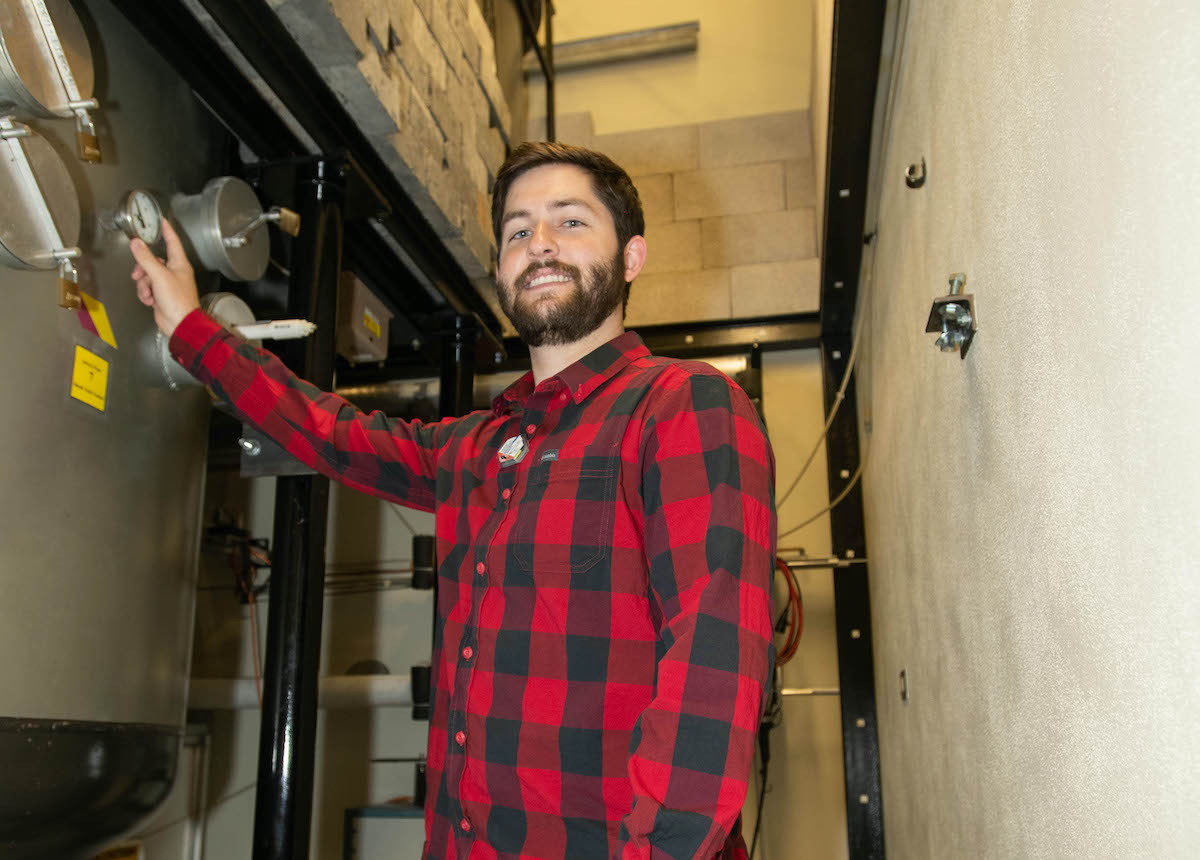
172 310 776 860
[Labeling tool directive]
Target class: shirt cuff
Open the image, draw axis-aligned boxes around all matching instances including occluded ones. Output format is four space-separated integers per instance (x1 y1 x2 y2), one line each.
168 309 226 379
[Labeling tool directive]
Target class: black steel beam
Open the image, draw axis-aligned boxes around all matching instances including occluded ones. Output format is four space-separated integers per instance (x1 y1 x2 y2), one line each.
254 158 344 860
109 0 502 338
513 0 556 140
820 0 888 336
818 1 888 856
821 338 884 859
636 315 821 358
438 314 479 418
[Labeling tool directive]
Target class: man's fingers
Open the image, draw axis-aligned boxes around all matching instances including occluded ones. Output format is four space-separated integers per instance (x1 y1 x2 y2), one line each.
129 237 167 280
161 220 190 271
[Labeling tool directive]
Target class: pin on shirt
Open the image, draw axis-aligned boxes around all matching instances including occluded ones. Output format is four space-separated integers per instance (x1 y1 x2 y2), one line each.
497 433 528 466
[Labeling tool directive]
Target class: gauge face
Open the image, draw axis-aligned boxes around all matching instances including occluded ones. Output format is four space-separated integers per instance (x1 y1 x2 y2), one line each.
118 189 162 244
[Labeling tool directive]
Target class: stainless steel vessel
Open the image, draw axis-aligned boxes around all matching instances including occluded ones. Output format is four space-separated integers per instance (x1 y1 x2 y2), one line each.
0 2 230 856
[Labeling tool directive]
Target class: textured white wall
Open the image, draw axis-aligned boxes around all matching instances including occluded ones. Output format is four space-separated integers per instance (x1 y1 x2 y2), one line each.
859 1 1200 858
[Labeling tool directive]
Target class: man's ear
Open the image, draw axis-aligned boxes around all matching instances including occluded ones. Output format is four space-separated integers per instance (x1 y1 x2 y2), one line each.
622 235 647 282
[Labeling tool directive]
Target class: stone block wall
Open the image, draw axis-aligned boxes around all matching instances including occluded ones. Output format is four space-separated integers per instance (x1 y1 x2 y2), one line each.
545 110 820 327
271 0 512 283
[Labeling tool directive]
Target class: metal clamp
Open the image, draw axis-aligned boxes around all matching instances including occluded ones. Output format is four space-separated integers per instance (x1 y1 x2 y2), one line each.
29 0 101 161
222 206 300 248
925 272 978 358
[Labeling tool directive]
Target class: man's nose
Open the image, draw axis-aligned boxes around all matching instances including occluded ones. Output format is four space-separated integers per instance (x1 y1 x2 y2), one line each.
527 221 557 257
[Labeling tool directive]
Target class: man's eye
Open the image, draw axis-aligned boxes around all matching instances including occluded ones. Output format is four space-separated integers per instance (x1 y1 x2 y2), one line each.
563 219 583 228
509 229 530 242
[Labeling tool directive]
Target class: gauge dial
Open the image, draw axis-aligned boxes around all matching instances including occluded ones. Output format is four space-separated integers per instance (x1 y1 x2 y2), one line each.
113 189 163 244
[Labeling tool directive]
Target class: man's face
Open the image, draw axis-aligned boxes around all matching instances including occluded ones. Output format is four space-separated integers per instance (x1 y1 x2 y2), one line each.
496 163 628 347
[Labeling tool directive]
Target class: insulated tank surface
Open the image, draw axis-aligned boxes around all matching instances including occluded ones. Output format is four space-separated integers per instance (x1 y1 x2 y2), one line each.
0 1 231 855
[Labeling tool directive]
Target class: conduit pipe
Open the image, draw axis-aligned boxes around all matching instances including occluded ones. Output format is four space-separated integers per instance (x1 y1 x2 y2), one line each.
189 675 413 710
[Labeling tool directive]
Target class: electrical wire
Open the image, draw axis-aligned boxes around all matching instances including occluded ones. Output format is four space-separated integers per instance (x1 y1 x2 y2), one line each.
749 754 768 859
248 591 263 709
779 458 865 540
775 307 867 512
773 557 804 665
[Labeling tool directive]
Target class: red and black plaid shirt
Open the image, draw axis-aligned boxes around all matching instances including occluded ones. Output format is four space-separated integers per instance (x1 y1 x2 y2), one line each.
172 311 776 860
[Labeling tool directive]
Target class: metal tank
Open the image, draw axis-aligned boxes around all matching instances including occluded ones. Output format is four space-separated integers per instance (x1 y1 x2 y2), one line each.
0 1 230 856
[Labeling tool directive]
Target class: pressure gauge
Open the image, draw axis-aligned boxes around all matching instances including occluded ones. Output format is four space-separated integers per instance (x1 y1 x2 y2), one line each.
108 189 163 244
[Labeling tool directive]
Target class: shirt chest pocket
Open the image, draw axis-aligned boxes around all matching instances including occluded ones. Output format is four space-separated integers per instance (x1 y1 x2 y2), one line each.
511 460 618 575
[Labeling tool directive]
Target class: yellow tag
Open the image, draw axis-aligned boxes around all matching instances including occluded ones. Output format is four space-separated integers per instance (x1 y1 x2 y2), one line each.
70 345 109 411
81 292 118 348
363 307 381 339
90 845 141 860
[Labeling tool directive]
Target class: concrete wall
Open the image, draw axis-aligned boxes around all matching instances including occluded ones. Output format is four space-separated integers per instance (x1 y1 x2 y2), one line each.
526 0 814 135
859 1 1200 857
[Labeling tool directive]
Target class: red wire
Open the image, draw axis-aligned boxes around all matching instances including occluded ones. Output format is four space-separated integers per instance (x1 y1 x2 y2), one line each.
774 557 804 664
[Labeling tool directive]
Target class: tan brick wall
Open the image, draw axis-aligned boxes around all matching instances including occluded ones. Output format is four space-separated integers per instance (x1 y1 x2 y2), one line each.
568 108 820 327
270 0 512 284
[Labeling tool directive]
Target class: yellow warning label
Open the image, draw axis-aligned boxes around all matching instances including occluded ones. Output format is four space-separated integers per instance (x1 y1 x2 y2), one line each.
70 345 109 411
363 307 381 340
81 291 118 349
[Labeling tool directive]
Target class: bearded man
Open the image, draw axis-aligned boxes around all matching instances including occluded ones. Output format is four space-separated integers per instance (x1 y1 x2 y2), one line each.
132 142 776 860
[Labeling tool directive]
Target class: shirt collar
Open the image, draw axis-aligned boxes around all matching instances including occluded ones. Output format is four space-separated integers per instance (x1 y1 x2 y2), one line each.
493 331 649 415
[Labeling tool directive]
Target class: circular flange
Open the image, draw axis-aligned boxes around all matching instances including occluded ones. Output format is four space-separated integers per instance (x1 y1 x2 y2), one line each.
0 125 80 270
0 0 95 118
171 177 269 282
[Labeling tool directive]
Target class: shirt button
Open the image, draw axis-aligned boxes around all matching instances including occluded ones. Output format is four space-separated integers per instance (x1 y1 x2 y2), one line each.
475 562 485 574
525 423 536 435
460 818 471 832
461 646 473 660
501 488 511 500
455 730 466 746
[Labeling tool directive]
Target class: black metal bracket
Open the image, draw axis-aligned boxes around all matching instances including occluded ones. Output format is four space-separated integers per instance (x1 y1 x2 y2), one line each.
109 0 504 345
513 0 556 140
818 1 889 857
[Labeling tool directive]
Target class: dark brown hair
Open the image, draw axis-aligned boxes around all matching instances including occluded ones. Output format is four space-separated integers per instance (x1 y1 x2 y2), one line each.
491 142 645 257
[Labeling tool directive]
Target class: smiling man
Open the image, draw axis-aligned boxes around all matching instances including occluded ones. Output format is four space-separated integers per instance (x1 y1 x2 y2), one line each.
131 142 775 860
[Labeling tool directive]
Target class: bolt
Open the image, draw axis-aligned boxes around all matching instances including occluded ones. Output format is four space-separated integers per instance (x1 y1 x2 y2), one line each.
939 302 972 326
411 338 422 351
936 329 967 352
494 351 503 365
947 272 967 295
238 437 262 457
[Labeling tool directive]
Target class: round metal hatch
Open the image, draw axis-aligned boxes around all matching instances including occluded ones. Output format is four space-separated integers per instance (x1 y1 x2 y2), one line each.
0 123 80 270
171 176 270 283
157 290 261 390
0 0 94 118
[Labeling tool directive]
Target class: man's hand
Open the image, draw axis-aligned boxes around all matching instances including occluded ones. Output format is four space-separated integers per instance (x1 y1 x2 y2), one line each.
130 219 200 337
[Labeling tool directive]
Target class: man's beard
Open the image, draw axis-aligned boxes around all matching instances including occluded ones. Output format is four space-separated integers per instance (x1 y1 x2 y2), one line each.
497 253 626 347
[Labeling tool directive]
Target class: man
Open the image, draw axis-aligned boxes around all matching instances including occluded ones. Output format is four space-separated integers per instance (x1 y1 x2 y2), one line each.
132 143 776 860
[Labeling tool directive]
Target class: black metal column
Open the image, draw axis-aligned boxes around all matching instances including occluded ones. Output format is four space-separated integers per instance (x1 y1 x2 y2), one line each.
438 315 478 418
816 1 888 854
253 158 346 860
821 337 884 859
